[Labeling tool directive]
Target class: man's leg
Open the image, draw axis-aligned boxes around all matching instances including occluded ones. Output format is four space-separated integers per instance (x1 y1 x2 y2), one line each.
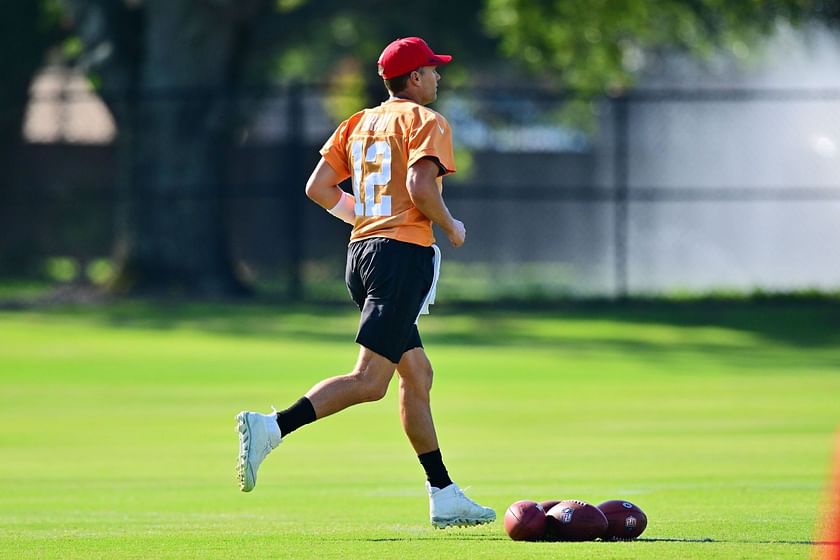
397 347 439 455
398 348 453 489
306 346 397 419
397 348 495 528
237 346 396 492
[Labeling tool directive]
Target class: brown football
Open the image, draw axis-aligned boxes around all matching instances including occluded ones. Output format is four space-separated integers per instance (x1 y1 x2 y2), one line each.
503 500 547 541
539 500 562 512
597 500 648 540
545 500 608 541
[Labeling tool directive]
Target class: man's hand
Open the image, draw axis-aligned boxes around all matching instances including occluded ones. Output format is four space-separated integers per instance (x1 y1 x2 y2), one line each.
445 219 466 248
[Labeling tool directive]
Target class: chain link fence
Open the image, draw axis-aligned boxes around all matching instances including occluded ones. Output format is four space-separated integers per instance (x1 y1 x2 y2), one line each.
4 73 840 301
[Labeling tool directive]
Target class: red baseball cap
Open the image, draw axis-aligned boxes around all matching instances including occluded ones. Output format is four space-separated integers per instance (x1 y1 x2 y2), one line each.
377 37 452 79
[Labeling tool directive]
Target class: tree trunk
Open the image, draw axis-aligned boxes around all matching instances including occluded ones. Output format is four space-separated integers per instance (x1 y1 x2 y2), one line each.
0 94 37 276
0 2 55 277
108 0 250 297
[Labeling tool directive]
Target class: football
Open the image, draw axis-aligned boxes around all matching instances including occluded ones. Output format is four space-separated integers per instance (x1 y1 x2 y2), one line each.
545 500 608 541
539 500 562 512
503 500 547 541
597 500 648 540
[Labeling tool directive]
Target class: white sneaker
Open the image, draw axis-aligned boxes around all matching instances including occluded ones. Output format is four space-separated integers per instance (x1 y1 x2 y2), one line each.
427 482 496 528
236 410 282 492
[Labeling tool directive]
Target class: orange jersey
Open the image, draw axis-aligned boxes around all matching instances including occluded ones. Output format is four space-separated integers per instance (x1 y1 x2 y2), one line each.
320 98 456 246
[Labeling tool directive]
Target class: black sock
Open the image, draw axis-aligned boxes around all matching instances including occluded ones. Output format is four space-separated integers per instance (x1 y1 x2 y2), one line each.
275 397 316 436
418 448 453 490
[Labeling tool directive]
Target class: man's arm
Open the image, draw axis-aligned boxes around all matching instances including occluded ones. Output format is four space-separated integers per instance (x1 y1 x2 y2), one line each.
407 157 465 247
305 157 355 224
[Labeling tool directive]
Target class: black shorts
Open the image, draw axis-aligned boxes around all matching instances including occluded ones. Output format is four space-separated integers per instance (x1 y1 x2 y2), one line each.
345 237 435 363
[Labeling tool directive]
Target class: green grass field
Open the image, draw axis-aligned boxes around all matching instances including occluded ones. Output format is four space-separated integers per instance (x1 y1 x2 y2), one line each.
1 301 838 559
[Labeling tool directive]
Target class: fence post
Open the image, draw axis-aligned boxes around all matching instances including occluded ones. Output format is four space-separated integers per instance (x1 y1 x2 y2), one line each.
285 82 305 300
613 95 629 299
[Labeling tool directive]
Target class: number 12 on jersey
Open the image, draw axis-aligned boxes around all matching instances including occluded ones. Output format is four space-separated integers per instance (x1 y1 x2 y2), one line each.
351 140 392 217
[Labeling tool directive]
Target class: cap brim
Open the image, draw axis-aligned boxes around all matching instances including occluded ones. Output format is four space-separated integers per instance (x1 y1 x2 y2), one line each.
429 54 452 67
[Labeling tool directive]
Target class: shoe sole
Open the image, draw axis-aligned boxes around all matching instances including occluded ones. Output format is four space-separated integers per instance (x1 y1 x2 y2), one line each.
235 412 256 492
431 516 496 529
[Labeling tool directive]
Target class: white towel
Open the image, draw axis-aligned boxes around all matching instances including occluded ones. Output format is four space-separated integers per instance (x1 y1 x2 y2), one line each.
415 244 441 324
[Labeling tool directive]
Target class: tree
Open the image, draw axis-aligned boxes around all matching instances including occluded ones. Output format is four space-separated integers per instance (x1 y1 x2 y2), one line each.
61 0 269 296
0 1 64 276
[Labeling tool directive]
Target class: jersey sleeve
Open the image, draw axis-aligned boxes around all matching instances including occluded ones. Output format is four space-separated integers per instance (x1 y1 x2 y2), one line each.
406 111 456 176
319 118 352 181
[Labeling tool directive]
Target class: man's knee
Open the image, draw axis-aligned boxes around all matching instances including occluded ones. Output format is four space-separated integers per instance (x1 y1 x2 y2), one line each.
399 368 433 395
352 351 395 402
398 354 434 393
355 372 390 402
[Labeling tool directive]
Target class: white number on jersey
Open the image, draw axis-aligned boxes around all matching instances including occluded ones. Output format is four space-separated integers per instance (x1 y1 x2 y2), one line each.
350 140 392 217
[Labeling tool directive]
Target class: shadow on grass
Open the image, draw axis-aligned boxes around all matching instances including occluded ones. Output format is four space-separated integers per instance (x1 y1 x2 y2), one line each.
362 536 828 545
365 535 509 542
637 537 830 545
3 295 840 354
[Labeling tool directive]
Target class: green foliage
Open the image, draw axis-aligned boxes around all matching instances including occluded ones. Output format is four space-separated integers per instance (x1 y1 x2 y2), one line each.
323 58 368 122
255 0 827 127
44 257 79 283
61 35 83 59
276 0 307 12
258 0 500 111
264 0 495 78
483 0 818 93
